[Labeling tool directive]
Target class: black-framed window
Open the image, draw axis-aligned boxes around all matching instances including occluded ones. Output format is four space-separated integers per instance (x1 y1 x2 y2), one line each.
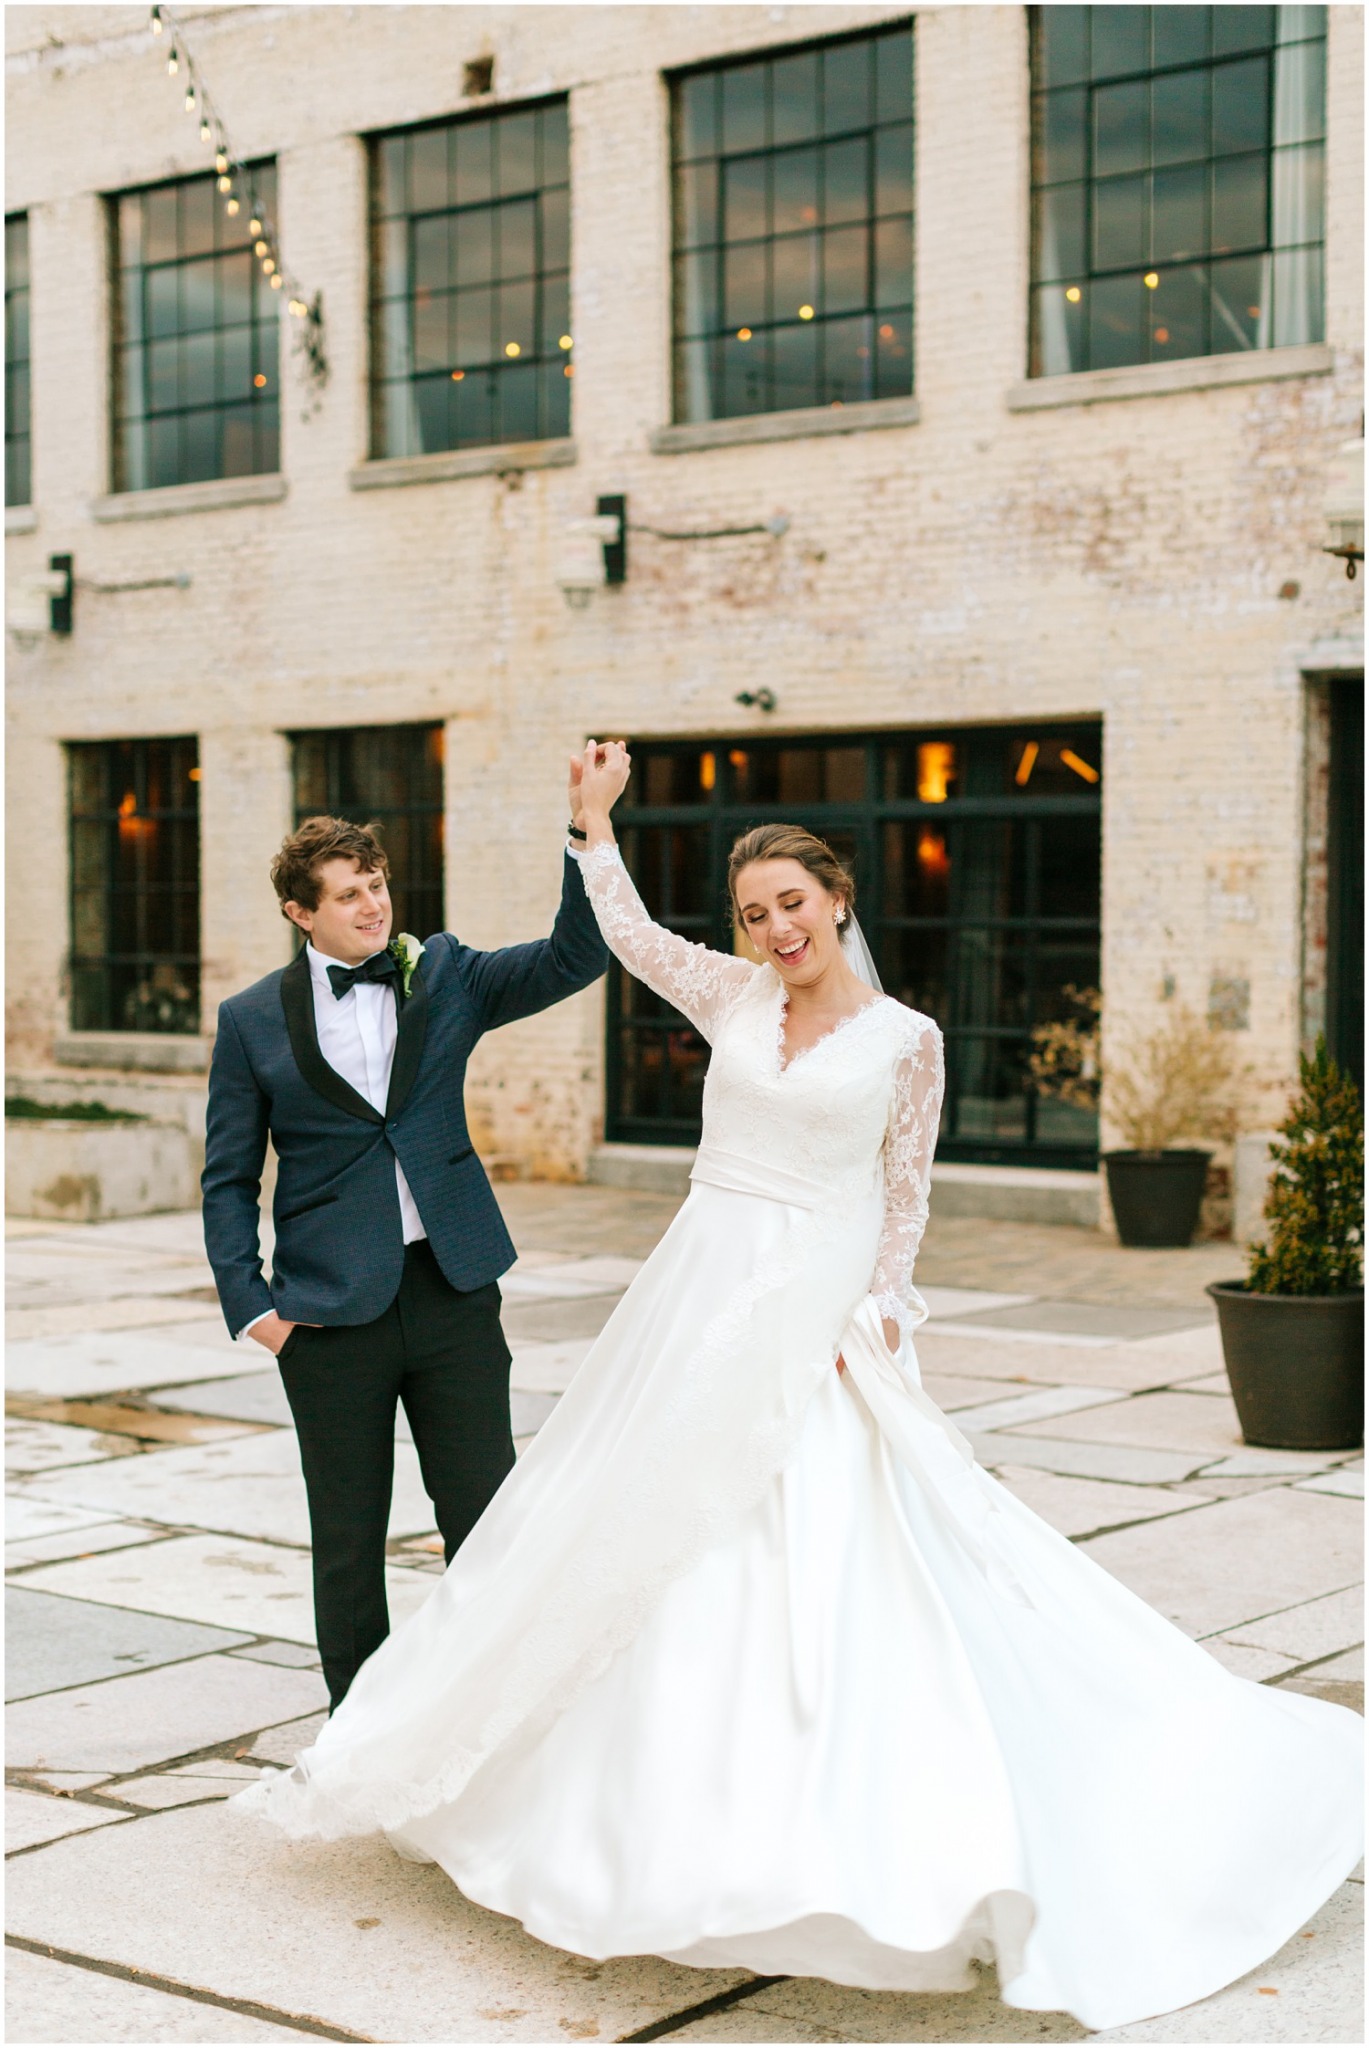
290 724 445 940
68 738 201 1035
369 100 571 457
1030 5 1326 376
671 21 914 423
608 725 1103 1167
6 214 31 507
112 164 280 491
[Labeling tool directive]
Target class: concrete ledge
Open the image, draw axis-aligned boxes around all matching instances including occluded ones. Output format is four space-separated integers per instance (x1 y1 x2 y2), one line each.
55 1032 210 1075
6 1115 199 1221
349 439 577 489
650 395 921 455
91 474 287 522
931 1160 1100 1228
589 1144 1101 1224
1006 341 1334 413
588 1143 695 1195
5 505 37 535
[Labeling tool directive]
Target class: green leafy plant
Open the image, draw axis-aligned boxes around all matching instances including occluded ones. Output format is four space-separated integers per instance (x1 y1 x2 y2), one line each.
4 1096 146 1122
1247 1038 1364 1296
1106 1003 1238 1153
1028 985 1101 1112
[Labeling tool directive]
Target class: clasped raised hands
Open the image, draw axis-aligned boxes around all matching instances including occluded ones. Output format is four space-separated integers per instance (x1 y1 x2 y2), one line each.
569 739 632 836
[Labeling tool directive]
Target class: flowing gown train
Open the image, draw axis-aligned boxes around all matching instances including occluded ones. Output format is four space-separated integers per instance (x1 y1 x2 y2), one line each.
236 844 1363 2031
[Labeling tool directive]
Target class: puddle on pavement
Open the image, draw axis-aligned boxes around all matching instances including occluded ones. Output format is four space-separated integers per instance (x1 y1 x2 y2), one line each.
5 1394 272 1446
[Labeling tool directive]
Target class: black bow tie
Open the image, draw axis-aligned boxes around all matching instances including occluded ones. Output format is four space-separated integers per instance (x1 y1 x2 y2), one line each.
326 952 400 1001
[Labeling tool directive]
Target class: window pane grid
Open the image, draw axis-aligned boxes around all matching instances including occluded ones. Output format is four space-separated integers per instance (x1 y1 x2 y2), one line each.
68 738 201 1034
289 724 445 940
670 23 914 422
606 726 1102 1166
112 164 280 491
1029 5 1325 374
5 214 31 507
368 101 571 458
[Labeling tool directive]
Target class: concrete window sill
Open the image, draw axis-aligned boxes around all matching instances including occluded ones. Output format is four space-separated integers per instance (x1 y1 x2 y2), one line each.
55 1032 210 1075
91 474 287 522
1006 342 1334 412
349 439 577 490
650 395 921 455
5 505 37 535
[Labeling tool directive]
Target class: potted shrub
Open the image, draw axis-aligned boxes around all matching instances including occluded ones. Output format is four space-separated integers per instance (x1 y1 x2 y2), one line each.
1031 995 1235 1247
1207 1039 1363 1451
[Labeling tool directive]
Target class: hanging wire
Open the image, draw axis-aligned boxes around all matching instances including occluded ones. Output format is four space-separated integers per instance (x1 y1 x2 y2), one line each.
148 5 327 394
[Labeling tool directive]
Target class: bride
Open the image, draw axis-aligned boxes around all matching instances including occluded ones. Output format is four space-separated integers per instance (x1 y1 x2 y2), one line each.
237 741 1363 2031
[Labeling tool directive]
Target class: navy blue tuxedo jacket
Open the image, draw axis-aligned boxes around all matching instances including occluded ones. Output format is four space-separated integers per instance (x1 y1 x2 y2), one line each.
202 853 606 1335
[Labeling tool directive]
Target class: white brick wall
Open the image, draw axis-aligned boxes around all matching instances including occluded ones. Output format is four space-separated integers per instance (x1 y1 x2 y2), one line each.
5 2 1363 1174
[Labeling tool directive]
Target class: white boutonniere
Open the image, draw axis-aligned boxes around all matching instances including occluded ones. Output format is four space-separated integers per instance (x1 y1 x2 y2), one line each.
387 932 425 999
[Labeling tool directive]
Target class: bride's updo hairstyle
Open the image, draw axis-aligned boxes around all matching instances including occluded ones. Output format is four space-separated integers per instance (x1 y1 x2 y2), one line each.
727 824 857 945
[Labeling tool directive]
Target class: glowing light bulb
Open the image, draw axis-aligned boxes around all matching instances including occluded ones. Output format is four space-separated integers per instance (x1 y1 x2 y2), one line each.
167 47 179 75
200 119 211 143
249 217 263 237
1143 271 1159 289
217 174 232 193
504 340 521 357
226 197 240 215
254 239 269 257
1065 285 1082 303
254 372 267 387
798 304 814 320
262 256 275 274
270 273 283 290
558 334 573 350
184 86 196 112
450 368 465 380
215 150 229 174
737 327 752 341
151 7 163 31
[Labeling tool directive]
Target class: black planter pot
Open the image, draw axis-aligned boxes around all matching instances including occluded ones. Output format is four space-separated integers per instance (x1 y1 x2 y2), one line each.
1207 1282 1365 1450
1103 1148 1211 1248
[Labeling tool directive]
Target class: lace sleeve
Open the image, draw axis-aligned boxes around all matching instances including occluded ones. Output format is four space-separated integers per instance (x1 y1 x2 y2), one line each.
870 1015 945 1339
577 841 757 1042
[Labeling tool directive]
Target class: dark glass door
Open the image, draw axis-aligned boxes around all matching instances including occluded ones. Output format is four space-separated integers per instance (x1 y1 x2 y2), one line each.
607 725 1103 1165
1326 679 1364 1089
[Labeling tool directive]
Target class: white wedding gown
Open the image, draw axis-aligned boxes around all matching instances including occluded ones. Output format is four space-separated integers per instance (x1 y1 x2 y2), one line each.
237 845 1363 2031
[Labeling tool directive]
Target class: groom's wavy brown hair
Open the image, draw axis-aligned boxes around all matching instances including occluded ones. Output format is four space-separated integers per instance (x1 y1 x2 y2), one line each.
727 824 857 945
270 816 390 921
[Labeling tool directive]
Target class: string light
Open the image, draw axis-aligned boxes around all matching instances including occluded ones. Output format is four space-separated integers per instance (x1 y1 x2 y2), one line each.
148 6 328 388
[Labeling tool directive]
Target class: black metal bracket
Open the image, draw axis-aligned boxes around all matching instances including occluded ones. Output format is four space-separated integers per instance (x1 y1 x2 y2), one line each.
48 554 74 635
597 494 627 584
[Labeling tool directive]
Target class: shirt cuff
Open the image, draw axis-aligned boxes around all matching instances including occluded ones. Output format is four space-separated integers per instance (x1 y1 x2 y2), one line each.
566 841 585 860
236 1309 274 1342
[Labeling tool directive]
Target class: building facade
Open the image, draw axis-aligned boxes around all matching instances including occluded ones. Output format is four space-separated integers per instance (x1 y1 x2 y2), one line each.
5 2 1363 1192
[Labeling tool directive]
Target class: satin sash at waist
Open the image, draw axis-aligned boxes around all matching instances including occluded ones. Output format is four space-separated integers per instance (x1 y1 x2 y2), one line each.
689 1145 839 1211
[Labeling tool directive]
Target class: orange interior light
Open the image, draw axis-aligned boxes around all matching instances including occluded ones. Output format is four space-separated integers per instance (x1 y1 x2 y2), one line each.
916 742 956 803
1014 740 1039 787
1060 748 1099 784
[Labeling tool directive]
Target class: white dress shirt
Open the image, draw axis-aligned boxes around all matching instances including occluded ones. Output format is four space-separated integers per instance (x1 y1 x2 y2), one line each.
238 942 426 1340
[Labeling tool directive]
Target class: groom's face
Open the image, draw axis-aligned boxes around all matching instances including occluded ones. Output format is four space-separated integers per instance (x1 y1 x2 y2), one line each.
287 859 394 965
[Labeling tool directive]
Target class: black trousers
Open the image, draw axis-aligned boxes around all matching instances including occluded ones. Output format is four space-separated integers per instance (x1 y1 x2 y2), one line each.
277 1239 515 1709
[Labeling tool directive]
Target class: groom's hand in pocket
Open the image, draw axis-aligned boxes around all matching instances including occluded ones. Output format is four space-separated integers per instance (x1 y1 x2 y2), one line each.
250 1312 319 1356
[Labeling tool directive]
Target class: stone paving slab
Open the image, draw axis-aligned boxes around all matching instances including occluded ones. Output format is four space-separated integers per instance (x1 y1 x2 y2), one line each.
3 1801 752 2043
912 1330 1200 1394
19 1531 435 1646
6 1418 144 1474
914 1213 1241 1310
991 1466 1216 1542
6 1786 131 1854
4 1946 310 2043
1008 1388 1250 1459
944 1383 1126 1433
917 1286 1038 1320
7 1327 256 1401
1202 1447 1361 1478
959 1301 1212 1341
1297 1469 1367 1499
6 1585 253 1700
501 1254 645 1297
111 1760 270 1810
6 1496 127 1542
6 1296 231 1344
709 1975 1090 2041
17 1430 440 1545
508 1339 595 1393
501 1293 624 1344
248 1712 330 1766
970 1432 1211 1486
6 1654 328 1775
1218 1585 1364 1666
1079 1488 1363 1640
7 1519 168 1569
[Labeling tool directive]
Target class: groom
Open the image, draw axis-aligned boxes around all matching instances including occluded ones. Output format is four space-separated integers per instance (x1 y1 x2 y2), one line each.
202 786 606 1708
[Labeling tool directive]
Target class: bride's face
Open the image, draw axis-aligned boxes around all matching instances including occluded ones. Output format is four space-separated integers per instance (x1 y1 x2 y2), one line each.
734 858 845 986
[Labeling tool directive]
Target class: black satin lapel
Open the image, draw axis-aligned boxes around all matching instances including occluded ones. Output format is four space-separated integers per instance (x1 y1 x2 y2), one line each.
280 948 385 1126
385 955 430 1120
